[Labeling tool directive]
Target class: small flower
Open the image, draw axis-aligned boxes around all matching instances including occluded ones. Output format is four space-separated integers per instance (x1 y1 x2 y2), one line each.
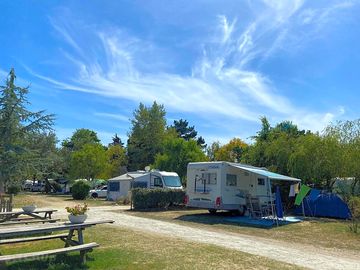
65 203 89 216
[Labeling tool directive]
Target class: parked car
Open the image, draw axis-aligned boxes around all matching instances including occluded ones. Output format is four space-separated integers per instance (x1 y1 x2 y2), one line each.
89 186 107 198
22 181 33 191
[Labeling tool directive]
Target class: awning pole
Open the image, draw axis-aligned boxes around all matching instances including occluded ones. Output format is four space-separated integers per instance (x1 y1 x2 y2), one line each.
267 178 277 226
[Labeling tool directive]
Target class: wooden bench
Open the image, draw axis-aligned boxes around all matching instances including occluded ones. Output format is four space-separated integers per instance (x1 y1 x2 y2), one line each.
0 242 99 263
0 233 70 245
0 218 60 226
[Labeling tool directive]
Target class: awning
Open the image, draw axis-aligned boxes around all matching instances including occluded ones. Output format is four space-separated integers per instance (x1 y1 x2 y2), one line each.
108 172 145 181
230 163 301 182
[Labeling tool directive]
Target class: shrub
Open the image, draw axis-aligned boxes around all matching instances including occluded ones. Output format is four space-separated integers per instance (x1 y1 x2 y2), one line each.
7 184 20 195
71 180 91 200
131 188 186 210
348 196 360 233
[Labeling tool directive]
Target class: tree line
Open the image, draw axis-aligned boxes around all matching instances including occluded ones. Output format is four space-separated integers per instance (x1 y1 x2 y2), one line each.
1 69 359 195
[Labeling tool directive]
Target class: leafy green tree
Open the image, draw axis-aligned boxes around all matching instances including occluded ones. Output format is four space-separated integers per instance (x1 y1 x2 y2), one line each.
0 69 54 192
154 137 208 183
24 132 63 181
245 118 307 175
252 116 271 141
106 145 127 177
127 102 167 171
288 134 342 188
206 141 221 161
62 128 100 151
325 119 360 193
214 138 248 162
69 144 108 180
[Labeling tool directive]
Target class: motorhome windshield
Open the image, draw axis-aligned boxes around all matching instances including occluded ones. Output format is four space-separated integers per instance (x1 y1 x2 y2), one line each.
163 176 182 187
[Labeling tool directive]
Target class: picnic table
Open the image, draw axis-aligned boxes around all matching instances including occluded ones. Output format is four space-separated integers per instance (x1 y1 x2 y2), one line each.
0 219 114 264
0 209 58 225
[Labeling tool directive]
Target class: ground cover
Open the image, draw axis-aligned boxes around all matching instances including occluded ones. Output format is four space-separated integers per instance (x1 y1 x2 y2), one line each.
12 193 115 209
126 207 360 251
1 225 302 270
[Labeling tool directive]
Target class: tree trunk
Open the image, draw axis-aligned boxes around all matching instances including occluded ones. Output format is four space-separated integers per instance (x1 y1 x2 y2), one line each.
0 172 6 194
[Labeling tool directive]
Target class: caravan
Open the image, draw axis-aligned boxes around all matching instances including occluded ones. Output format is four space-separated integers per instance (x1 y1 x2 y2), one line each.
107 170 183 201
186 162 300 215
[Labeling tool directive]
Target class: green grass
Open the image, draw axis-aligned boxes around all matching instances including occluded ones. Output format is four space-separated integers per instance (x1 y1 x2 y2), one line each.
126 207 360 251
1 225 303 270
12 193 115 208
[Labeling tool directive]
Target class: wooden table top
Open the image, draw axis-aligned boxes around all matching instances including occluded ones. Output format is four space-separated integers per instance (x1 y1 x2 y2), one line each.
0 220 114 238
0 209 58 216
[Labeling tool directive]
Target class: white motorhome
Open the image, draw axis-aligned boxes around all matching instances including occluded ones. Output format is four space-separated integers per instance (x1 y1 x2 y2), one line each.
107 170 183 201
186 162 300 215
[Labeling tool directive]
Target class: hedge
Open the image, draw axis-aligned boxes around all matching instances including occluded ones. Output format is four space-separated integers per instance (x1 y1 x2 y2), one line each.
131 188 186 210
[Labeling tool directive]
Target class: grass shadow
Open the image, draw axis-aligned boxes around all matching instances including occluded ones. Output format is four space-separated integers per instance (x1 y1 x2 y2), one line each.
6 254 89 270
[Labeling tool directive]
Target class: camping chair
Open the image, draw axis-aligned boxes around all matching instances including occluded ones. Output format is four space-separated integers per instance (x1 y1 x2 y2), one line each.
246 194 269 219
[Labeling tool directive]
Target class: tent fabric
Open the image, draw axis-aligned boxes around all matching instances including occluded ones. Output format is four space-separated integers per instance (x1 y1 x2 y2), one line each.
275 186 284 218
308 188 321 201
230 164 301 182
294 193 351 219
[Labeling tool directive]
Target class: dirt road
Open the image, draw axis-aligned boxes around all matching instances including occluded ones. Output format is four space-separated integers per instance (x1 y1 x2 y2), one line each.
56 206 360 270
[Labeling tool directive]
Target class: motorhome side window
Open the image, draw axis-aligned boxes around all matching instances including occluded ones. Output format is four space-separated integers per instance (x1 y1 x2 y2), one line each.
202 173 217 185
258 178 265 186
109 182 120 192
154 177 163 187
226 174 237 186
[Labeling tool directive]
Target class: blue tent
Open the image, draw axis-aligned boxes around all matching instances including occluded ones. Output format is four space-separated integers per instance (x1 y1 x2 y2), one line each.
294 192 351 219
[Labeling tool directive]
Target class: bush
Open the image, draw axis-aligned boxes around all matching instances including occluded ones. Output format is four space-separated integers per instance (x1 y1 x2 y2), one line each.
71 180 91 200
7 184 20 195
116 196 131 205
348 196 360 233
131 188 186 210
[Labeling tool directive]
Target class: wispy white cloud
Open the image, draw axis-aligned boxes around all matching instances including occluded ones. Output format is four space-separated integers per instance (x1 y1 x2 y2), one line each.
94 112 130 122
49 17 85 58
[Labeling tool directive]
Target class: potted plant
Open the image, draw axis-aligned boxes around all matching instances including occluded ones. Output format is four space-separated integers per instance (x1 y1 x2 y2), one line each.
65 203 89 224
22 200 37 213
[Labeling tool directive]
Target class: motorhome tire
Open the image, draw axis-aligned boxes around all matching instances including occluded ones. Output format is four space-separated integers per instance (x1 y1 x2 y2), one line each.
208 209 217 214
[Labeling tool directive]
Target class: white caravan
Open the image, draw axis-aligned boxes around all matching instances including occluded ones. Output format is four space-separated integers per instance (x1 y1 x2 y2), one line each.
107 170 183 201
185 162 300 214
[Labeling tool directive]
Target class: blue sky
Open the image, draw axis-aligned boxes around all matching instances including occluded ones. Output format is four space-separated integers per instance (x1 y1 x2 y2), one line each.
0 0 359 146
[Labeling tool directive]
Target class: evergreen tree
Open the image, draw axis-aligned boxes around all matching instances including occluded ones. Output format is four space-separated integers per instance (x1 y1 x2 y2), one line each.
0 69 54 192
171 119 197 141
127 102 166 171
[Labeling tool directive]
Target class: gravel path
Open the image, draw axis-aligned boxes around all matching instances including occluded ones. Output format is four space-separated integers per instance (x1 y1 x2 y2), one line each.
57 206 360 270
